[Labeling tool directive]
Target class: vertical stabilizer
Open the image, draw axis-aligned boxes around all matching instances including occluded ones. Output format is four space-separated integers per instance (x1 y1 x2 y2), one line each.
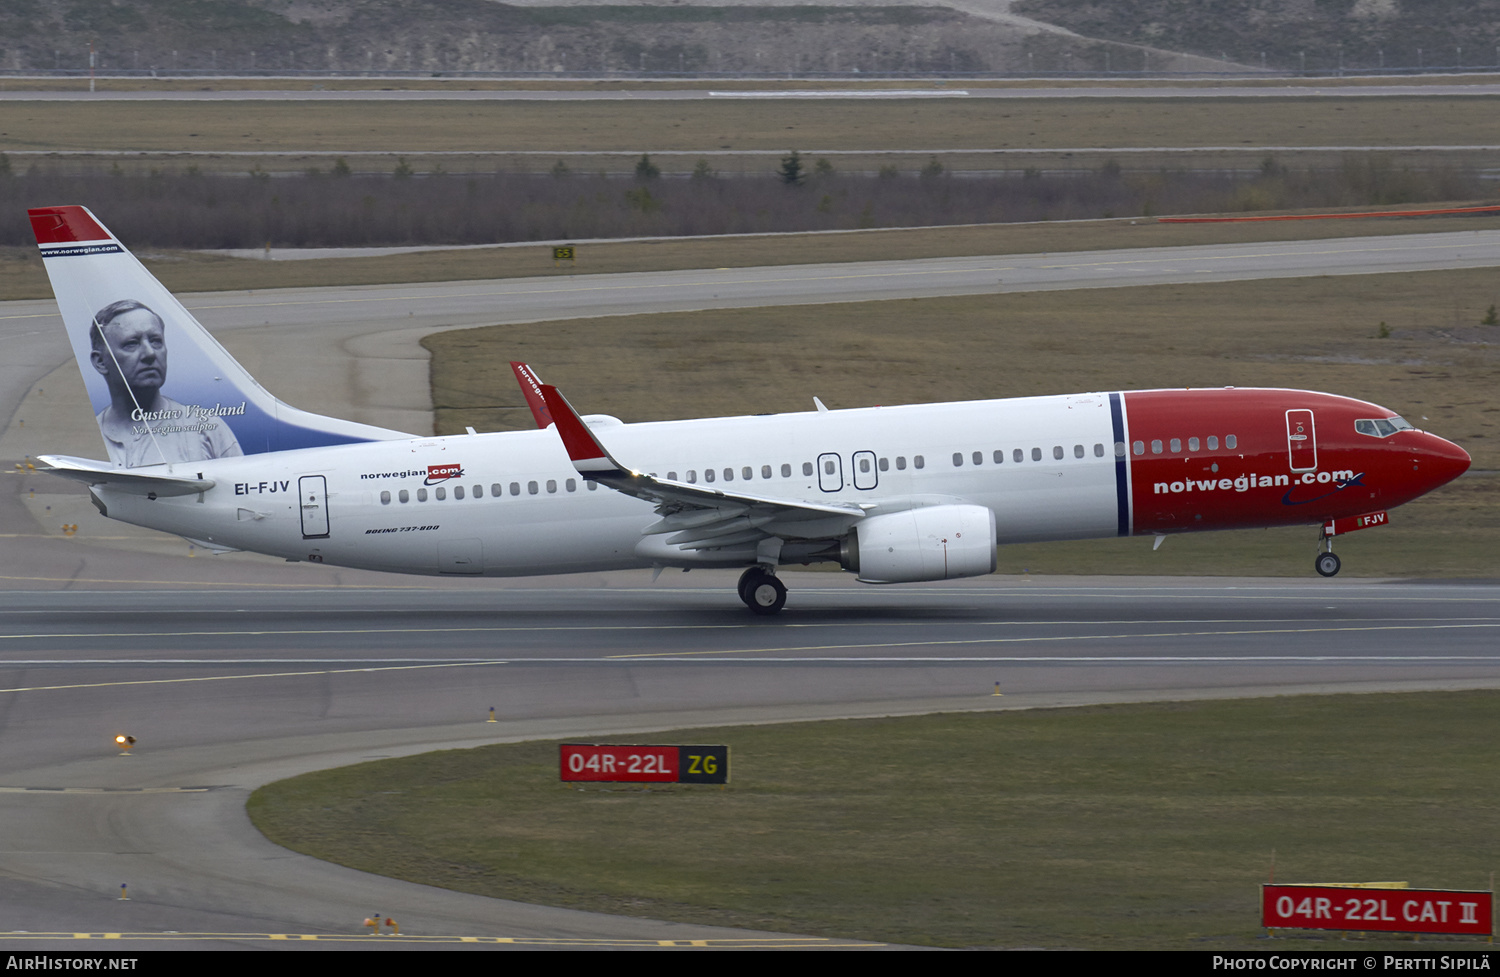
29 206 412 468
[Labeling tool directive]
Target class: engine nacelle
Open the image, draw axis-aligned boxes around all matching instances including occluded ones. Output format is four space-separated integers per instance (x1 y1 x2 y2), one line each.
846 504 997 583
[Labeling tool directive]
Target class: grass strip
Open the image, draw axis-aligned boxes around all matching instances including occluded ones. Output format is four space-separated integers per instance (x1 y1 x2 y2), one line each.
4 95 1498 154
247 691 1500 949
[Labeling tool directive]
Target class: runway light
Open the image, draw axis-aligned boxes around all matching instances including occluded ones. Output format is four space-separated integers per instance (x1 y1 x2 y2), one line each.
115 734 136 755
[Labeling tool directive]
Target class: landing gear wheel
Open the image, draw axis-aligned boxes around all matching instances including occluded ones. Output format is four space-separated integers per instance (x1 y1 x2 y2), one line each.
1315 551 1342 577
738 567 787 615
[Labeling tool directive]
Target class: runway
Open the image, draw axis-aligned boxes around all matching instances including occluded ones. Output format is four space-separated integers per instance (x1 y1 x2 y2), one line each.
5 83 1500 101
3 228 1500 948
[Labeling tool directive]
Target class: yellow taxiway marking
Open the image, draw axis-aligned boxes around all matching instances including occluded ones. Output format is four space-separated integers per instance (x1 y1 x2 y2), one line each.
0 786 210 794
3 614 1498 643
0 574 452 589
0 623 1497 693
0 660 507 695
608 622 1500 658
0 931 871 946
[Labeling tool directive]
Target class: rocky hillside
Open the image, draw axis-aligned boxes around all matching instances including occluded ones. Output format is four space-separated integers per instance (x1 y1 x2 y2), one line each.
0 0 1217 75
1013 0 1500 72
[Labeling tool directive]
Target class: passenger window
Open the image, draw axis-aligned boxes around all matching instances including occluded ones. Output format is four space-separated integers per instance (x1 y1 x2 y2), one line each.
972 451 983 466
723 468 734 481
1031 447 1042 461
879 457 889 471
1115 442 1126 458
566 479 577 492
705 469 716 483
824 460 836 475
528 481 538 495
1053 445 1064 460
510 482 520 496
687 471 697 483
436 486 447 500
1226 435 1238 449
417 488 428 502
1074 444 1084 459
781 463 792 477
546 479 557 494
914 455 925 469
1188 437 1200 452
762 465 772 479
1095 443 1106 458
1169 438 1181 453
1207 436 1219 450
380 490 391 505
803 462 814 476
896 456 907 470
953 453 964 467
587 481 597 491
993 450 1004 464
1014 448 1023 463
399 489 409 503
455 486 465 500
1151 440 1163 454
1133 441 1144 456
491 483 502 497
860 457 871 473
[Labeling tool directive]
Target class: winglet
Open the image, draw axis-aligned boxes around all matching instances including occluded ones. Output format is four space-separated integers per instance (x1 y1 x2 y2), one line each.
510 362 554 428
540 385 629 478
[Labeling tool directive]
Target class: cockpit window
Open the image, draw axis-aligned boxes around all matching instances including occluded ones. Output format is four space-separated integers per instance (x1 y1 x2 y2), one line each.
1355 416 1413 438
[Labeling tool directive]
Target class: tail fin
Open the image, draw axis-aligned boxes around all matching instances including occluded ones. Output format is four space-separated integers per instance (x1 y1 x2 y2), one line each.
28 206 412 469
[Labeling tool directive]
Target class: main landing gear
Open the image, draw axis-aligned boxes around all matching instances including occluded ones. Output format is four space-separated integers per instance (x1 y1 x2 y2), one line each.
1315 537 1342 578
738 566 787 615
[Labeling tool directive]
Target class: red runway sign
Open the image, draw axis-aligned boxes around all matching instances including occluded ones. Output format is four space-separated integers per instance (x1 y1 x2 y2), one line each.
1263 884 1492 936
559 744 729 784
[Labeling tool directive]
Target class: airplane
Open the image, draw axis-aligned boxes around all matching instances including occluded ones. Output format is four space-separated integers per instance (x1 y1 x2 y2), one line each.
27 205 1472 614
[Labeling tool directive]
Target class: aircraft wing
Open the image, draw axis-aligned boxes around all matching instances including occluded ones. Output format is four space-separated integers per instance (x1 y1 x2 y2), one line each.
539 384 864 549
36 455 214 497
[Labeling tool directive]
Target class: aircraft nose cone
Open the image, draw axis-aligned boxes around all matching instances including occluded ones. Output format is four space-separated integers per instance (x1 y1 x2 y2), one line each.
1420 433 1470 490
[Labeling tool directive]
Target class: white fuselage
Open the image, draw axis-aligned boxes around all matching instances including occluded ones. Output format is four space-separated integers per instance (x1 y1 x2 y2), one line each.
97 393 1123 575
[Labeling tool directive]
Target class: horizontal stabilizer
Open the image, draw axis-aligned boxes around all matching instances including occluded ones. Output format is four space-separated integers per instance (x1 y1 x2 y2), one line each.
36 454 214 497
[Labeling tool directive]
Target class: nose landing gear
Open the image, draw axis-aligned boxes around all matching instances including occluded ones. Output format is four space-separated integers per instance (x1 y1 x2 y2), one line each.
738 566 787 615
1315 533 1341 578
1315 550 1342 577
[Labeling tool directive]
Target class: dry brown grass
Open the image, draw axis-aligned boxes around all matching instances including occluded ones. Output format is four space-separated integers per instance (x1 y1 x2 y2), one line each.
3 95 1497 154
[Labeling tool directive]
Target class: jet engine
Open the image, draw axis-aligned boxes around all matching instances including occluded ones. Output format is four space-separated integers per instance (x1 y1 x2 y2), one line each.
841 504 997 583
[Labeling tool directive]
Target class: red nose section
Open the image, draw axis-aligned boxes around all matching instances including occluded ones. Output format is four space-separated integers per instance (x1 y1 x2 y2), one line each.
1420 433 1471 491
